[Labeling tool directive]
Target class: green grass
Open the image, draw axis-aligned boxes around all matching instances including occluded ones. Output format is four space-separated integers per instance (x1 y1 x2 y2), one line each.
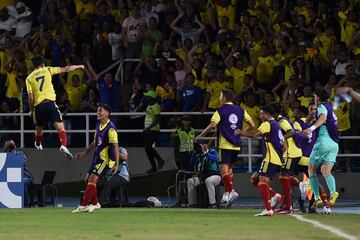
0 208 358 240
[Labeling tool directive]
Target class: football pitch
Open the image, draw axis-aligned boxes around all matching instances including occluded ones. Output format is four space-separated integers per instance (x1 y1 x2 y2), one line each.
0 208 359 240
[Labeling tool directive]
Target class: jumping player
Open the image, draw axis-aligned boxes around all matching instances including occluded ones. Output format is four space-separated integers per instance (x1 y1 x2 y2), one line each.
195 89 255 208
26 55 84 159
294 105 329 213
235 104 284 216
72 103 119 213
303 88 339 212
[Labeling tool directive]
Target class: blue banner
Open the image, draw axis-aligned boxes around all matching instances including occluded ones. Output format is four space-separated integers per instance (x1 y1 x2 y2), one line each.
0 153 24 208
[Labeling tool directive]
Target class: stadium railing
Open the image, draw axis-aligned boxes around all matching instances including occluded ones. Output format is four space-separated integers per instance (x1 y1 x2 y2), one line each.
1 112 360 173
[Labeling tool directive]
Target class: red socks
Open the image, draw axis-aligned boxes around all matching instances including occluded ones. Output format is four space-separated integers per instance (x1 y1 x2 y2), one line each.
58 130 67 146
81 183 97 206
320 193 328 206
269 187 277 198
258 182 272 211
222 174 233 193
35 133 43 145
280 176 292 209
289 176 300 187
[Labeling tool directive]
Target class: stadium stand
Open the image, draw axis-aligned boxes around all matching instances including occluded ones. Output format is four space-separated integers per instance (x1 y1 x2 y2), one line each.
0 0 359 172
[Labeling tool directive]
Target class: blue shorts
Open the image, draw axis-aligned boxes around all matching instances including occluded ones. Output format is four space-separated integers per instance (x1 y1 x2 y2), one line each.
218 149 239 165
259 161 281 179
310 139 339 167
34 101 62 127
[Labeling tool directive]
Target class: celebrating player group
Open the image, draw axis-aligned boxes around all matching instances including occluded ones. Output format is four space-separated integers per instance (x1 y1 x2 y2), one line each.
197 88 340 216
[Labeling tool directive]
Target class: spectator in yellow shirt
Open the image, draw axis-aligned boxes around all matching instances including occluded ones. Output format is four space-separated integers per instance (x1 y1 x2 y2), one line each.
240 91 261 129
332 97 352 172
202 67 231 111
61 74 88 112
254 43 279 90
298 85 314 107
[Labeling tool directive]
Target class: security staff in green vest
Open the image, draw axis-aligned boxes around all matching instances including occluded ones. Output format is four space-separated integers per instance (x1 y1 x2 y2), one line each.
173 115 195 170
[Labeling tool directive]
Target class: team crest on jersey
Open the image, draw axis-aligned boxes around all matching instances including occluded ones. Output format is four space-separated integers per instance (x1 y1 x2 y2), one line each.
229 114 238 129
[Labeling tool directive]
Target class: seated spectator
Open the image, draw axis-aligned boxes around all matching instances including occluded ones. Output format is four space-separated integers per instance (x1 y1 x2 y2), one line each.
3 139 33 207
97 147 130 207
187 143 221 208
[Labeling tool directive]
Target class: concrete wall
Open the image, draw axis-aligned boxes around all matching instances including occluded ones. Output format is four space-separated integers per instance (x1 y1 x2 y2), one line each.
23 148 360 198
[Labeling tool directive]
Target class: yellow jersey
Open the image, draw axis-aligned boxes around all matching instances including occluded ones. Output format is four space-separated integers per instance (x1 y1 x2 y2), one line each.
258 120 283 166
333 101 351 132
229 66 253 95
26 66 60 106
240 103 261 129
211 104 252 150
313 33 336 63
298 96 313 108
256 55 278 83
206 80 228 109
277 116 302 158
5 71 19 98
64 83 88 112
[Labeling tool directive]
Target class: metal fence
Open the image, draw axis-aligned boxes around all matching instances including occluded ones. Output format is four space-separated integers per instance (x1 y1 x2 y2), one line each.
1 112 360 172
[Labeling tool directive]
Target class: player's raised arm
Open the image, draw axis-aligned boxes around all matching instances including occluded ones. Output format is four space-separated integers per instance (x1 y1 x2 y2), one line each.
59 65 85 73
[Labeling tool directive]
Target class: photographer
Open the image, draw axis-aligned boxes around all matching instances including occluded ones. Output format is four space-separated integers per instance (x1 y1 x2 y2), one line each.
187 143 221 208
97 147 130 207
3 140 33 207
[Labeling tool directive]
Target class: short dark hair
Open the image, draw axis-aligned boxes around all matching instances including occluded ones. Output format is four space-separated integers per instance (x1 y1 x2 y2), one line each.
314 87 330 102
262 104 276 117
221 89 235 102
31 55 44 68
97 103 111 115
297 106 309 116
269 102 280 115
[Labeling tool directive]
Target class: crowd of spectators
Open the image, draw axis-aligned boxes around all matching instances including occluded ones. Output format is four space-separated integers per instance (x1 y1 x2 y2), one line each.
0 0 360 170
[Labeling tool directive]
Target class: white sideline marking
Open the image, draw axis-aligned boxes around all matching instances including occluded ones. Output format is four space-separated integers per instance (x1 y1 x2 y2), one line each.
291 214 358 240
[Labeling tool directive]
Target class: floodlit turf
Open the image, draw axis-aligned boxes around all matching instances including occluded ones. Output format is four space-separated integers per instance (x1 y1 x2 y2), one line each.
0 208 358 240
306 213 360 238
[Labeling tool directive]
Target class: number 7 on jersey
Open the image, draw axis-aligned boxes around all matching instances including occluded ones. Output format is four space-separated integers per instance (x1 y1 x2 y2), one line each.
36 76 45 91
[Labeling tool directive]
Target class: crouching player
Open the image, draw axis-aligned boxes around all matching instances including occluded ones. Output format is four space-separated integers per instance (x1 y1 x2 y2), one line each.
72 103 119 213
235 104 284 216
